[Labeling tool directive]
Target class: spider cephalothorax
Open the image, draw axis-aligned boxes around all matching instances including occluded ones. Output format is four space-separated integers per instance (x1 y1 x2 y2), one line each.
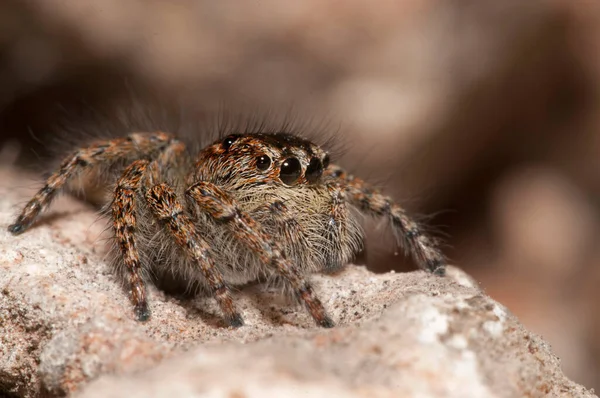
195 133 330 187
8 130 446 328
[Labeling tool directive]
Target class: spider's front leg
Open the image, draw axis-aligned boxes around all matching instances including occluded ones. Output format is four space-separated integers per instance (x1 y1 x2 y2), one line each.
8 132 176 234
145 183 243 327
187 182 335 328
325 165 446 276
259 200 311 268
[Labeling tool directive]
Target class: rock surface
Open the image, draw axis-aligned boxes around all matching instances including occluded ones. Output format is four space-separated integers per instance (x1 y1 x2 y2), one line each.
0 167 596 398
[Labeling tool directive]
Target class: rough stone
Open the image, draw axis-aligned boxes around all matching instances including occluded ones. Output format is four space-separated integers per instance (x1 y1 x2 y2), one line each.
0 167 595 398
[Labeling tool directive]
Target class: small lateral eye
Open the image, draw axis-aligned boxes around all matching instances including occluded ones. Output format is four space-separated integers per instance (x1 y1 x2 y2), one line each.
256 155 271 171
279 157 302 185
322 154 330 169
222 135 239 151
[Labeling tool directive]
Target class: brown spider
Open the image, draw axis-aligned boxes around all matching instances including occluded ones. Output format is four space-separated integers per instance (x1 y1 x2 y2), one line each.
8 131 446 328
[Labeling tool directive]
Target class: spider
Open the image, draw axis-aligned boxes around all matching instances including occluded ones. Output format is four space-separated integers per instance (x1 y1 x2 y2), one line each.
8 131 446 328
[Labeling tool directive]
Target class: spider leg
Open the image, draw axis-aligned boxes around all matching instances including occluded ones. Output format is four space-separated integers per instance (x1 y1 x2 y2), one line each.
321 183 359 272
8 132 176 234
145 182 243 327
325 165 446 276
263 200 310 264
112 140 189 321
187 182 334 328
112 160 152 321
111 141 187 321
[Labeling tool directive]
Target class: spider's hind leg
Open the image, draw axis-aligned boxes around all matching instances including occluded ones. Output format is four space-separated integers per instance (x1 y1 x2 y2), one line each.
325 165 446 276
8 132 175 234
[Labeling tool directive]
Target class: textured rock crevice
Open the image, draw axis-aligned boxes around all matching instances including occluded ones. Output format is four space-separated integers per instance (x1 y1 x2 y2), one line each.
0 167 596 397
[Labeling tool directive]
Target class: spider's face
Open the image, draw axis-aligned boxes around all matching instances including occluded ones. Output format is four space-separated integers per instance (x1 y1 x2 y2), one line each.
195 133 330 188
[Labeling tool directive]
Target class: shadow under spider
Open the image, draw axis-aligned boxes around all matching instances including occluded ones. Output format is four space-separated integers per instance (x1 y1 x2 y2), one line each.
179 298 232 329
241 282 311 328
162 277 307 329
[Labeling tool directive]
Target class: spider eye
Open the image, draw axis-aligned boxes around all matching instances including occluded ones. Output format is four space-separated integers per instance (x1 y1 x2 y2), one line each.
279 157 302 185
305 157 323 183
222 135 239 151
256 155 271 171
322 154 330 169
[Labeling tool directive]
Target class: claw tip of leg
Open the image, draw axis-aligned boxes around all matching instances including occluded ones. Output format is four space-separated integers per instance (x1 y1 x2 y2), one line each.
227 314 244 328
7 223 25 235
319 316 335 328
135 305 151 322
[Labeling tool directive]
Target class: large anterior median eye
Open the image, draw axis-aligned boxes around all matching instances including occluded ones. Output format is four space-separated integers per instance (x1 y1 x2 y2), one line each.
279 157 302 185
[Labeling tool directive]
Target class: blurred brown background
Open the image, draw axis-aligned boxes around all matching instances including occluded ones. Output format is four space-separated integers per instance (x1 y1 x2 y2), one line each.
1 0 599 391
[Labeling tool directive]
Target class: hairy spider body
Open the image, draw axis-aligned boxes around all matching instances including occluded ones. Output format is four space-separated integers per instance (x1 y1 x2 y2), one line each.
9 131 445 328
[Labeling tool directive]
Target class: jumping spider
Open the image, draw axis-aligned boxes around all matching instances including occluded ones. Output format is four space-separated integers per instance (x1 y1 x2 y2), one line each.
8 131 446 328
